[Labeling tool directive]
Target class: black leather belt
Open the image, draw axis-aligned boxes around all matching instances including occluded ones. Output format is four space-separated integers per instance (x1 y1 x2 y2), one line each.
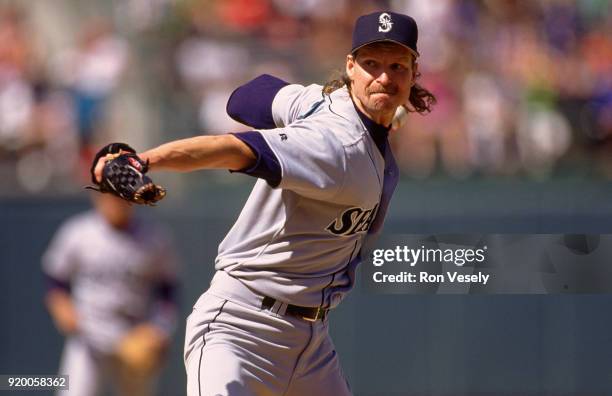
261 296 328 322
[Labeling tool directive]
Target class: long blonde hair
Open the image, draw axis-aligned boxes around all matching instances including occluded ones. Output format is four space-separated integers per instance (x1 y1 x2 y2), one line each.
322 45 437 114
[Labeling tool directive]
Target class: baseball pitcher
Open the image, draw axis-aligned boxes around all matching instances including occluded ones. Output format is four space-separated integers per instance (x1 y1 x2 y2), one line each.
89 10 435 396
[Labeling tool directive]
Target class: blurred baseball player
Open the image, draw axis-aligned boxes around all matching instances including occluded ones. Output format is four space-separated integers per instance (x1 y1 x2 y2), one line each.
43 193 179 396
92 10 435 396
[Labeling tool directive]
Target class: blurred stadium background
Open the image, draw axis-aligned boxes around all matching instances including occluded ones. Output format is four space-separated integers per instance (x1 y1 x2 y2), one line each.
1 0 612 395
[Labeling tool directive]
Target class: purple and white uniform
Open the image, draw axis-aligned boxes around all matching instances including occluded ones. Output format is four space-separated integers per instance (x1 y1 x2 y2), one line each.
42 211 178 396
184 75 399 396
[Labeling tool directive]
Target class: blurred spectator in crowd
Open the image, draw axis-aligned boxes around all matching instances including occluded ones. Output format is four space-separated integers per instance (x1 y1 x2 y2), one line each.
174 24 251 133
0 5 79 192
43 193 179 396
0 5 36 152
54 18 128 152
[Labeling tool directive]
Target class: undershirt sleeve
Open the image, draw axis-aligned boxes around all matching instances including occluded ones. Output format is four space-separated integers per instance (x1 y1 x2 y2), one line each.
231 131 282 187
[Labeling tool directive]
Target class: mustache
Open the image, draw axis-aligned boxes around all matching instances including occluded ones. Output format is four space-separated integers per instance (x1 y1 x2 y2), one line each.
367 86 398 95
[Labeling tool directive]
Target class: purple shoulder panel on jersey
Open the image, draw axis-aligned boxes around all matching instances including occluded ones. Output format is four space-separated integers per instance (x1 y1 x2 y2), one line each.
231 131 282 187
45 273 71 293
226 74 289 129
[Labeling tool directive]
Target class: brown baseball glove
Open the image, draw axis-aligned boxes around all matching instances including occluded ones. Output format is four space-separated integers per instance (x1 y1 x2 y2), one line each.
115 324 169 378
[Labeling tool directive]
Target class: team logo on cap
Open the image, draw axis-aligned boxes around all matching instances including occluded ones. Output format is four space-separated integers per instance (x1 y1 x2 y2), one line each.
378 13 393 33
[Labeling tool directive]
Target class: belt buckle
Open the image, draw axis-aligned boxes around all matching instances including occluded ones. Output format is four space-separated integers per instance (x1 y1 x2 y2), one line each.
303 307 324 322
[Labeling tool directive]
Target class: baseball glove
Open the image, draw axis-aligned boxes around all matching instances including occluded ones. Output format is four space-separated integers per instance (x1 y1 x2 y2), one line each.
115 324 168 378
87 143 166 205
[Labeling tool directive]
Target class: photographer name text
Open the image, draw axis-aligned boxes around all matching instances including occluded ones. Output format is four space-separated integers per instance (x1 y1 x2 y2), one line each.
372 271 490 285
371 245 490 285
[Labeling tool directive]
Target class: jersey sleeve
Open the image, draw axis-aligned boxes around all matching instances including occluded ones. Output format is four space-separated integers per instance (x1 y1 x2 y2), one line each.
231 131 282 187
227 75 325 129
271 83 326 127
226 74 289 129
41 220 80 282
258 123 347 200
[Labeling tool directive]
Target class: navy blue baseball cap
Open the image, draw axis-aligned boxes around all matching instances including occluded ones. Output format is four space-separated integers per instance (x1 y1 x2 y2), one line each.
351 11 419 57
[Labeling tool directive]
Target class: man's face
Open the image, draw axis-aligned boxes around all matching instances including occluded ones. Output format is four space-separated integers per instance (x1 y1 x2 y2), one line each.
93 193 134 228
346 42 417 124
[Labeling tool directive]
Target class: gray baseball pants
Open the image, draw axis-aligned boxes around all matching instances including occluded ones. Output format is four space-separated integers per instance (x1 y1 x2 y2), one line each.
184 271 352 396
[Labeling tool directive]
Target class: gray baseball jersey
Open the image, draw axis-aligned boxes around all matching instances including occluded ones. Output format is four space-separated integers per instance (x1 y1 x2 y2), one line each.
185 79 399 396
216 83 399 308
185 10 418 395
42 211 178 353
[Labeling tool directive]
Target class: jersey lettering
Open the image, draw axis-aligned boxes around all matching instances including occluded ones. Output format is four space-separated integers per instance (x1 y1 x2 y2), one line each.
326 204 379 236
